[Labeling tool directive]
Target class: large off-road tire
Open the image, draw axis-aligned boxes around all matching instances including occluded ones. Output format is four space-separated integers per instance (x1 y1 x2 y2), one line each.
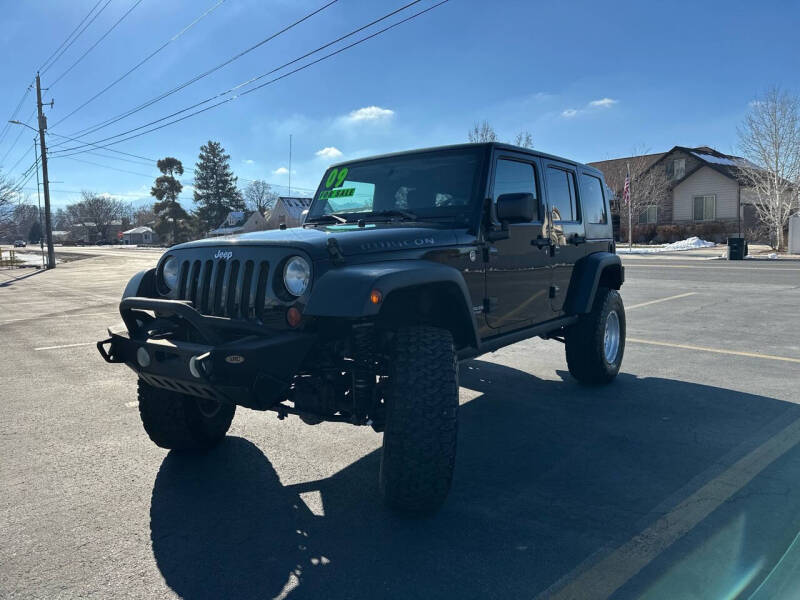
380 326 459 514
565 286 626 384
137 380 236 451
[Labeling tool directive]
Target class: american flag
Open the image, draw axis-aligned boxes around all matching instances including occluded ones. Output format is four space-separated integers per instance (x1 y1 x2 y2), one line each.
622 174 630 205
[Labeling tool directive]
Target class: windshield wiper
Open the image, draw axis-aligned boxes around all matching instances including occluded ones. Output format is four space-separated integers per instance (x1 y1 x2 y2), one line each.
360 209 420 222
304 213 347 225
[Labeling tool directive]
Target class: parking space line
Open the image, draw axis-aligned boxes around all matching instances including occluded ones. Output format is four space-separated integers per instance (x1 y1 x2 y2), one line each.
627 292 697 310
540 414 800 600
628 338 800 364
1 311 118 325
624 264 800 271
34 342 96 351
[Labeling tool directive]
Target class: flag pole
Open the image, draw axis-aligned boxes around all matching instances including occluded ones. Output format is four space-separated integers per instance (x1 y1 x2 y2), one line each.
627 162 632 252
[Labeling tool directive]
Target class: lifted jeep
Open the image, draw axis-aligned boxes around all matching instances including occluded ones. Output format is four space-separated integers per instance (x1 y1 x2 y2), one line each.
98 143 624 513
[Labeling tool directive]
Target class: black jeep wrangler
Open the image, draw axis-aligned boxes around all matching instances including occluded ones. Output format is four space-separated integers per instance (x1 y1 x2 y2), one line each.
98 143 624 513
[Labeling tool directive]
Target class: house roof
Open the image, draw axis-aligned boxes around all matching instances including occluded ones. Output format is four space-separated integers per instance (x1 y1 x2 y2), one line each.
276 197 312 220
122 226 154 235
589 145 761 192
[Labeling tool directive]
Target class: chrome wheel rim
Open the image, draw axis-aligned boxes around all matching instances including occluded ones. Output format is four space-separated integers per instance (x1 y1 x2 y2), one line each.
603 310 620 364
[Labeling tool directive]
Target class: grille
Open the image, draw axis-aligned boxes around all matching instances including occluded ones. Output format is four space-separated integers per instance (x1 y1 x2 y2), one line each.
177 258 270 320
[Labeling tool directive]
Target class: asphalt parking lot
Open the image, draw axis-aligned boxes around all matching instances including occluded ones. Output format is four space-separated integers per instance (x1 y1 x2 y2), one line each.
1 247 799 599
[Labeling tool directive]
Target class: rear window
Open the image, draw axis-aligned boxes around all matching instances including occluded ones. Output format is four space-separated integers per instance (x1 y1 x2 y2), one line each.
580 174 608 224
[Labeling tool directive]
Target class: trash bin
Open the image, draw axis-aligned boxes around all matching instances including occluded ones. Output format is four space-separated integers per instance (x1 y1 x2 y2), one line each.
728 237 746 260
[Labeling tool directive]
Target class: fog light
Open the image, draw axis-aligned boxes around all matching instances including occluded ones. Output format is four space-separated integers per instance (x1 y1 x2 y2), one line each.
286 306 302 327
370 289 382 304
136 347 151 368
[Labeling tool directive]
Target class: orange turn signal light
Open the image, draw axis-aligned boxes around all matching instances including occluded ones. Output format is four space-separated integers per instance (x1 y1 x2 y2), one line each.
286 306 302 327
370 289 383 305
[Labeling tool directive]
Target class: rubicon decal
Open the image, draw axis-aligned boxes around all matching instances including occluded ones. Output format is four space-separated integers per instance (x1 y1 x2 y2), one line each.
360 237 436 251
214 250 233 260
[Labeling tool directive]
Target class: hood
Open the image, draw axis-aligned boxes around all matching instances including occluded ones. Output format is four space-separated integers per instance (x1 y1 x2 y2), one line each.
170 223 463 260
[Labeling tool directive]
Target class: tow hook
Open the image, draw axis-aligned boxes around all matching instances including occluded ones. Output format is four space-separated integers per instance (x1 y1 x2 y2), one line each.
189 351 212 379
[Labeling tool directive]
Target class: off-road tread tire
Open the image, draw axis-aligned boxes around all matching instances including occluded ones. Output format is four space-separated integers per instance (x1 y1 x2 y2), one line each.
565 286 625 384
380 326 458 514
137 380 235 451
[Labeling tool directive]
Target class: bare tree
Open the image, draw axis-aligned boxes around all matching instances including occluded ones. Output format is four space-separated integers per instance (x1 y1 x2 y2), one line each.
69 191 129 242
244 180 278 215
468 120 497 143
0 171 20 238
598 146 671 247
737 87 800 250
514 130 533 149
133 205 156 227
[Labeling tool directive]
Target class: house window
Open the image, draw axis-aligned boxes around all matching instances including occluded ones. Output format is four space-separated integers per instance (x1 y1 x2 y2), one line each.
693 195 716 221
673 159 685 180
638 205 657 224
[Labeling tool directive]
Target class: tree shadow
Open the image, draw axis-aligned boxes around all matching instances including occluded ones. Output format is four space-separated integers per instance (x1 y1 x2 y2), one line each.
150 360 800 599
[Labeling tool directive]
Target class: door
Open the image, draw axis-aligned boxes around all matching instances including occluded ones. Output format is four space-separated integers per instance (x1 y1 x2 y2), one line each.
484 155 551 331
543 162 587 314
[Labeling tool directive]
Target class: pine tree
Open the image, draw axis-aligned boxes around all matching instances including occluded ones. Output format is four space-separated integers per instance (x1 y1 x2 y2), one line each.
151 157 189 245
193 141 244 231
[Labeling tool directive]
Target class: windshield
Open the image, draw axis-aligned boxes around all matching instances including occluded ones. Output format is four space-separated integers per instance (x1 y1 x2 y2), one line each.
307 148 485 224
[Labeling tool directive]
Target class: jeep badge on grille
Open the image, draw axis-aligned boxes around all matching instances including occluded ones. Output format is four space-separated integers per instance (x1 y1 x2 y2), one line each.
214 250 233 260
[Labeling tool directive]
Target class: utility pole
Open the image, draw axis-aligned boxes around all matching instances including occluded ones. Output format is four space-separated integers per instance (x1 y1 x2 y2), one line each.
34 138 45 269
36 73 56 269
287 133 292 198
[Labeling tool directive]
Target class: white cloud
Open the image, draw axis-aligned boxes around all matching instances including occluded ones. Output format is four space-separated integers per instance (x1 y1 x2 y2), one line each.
273 167 289 175
561 97 619 118
243 159 255 165
315 146 343 159
344 105 394 123
589 97 618 108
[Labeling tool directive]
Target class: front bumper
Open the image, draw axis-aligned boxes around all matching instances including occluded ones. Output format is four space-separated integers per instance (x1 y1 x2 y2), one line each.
97 297 316 409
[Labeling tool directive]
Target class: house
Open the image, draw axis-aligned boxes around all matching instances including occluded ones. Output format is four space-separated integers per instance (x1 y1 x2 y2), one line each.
589 146 762 241
121 226 157 245
264 197 312 229
208 210 269 237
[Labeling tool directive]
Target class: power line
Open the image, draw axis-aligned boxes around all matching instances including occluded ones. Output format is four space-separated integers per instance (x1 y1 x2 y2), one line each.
0 85 33 146
49 0 146 88
41 0 114 75
56 0 339 139
51 0 439 156
50 0 227 129
56 155 157 179
38 0 105 72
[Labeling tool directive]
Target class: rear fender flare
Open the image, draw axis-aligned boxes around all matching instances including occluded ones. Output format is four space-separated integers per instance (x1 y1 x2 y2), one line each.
564 252 624 314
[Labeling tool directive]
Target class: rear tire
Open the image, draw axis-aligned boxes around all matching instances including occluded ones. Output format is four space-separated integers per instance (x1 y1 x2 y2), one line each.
565 286 625 384
137 380 235 451
380 326 459 514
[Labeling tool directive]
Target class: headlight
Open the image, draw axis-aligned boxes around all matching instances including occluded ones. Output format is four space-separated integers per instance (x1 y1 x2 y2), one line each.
283 256 310 296
161 255 180 291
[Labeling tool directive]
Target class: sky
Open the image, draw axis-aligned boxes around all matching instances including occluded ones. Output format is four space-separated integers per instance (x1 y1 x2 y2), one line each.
0 0 798 211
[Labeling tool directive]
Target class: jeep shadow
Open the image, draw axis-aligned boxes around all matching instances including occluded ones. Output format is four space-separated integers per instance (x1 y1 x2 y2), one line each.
149 362 800 600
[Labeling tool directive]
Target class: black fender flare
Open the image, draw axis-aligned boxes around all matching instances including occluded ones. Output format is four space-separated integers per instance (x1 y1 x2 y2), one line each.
564 252 624 314
122 268 156 300
304 260 479 349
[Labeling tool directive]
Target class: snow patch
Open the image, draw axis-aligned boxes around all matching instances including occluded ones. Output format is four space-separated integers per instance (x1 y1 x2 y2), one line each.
617 237 716 254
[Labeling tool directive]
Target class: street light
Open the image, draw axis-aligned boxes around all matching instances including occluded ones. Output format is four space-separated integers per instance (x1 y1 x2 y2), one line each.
8 118 55 269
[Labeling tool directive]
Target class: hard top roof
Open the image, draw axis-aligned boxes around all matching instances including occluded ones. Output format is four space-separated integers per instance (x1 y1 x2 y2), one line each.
329 142 602 175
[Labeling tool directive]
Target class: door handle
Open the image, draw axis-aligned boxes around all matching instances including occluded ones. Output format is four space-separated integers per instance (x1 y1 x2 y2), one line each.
531 237 552 249
568 234 586 245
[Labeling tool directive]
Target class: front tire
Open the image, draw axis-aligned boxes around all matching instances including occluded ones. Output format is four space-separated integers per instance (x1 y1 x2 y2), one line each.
565 287 626 384
380 326 459 514
137 380 235 451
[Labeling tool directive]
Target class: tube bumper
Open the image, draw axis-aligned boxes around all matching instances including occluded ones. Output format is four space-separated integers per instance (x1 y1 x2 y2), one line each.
97 297 316 409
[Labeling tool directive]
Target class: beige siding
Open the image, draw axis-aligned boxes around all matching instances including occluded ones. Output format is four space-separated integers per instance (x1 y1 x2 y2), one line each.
672 166 739 221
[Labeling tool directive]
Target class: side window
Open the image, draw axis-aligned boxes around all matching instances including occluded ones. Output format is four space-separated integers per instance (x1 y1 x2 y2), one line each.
546 166 579 222
493 159 538 221
580 174 608 224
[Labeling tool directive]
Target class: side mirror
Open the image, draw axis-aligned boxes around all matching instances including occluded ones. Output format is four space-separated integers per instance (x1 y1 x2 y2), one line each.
496 193 535 223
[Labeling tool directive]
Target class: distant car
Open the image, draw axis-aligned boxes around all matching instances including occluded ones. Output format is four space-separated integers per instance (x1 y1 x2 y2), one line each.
13 240 26 247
